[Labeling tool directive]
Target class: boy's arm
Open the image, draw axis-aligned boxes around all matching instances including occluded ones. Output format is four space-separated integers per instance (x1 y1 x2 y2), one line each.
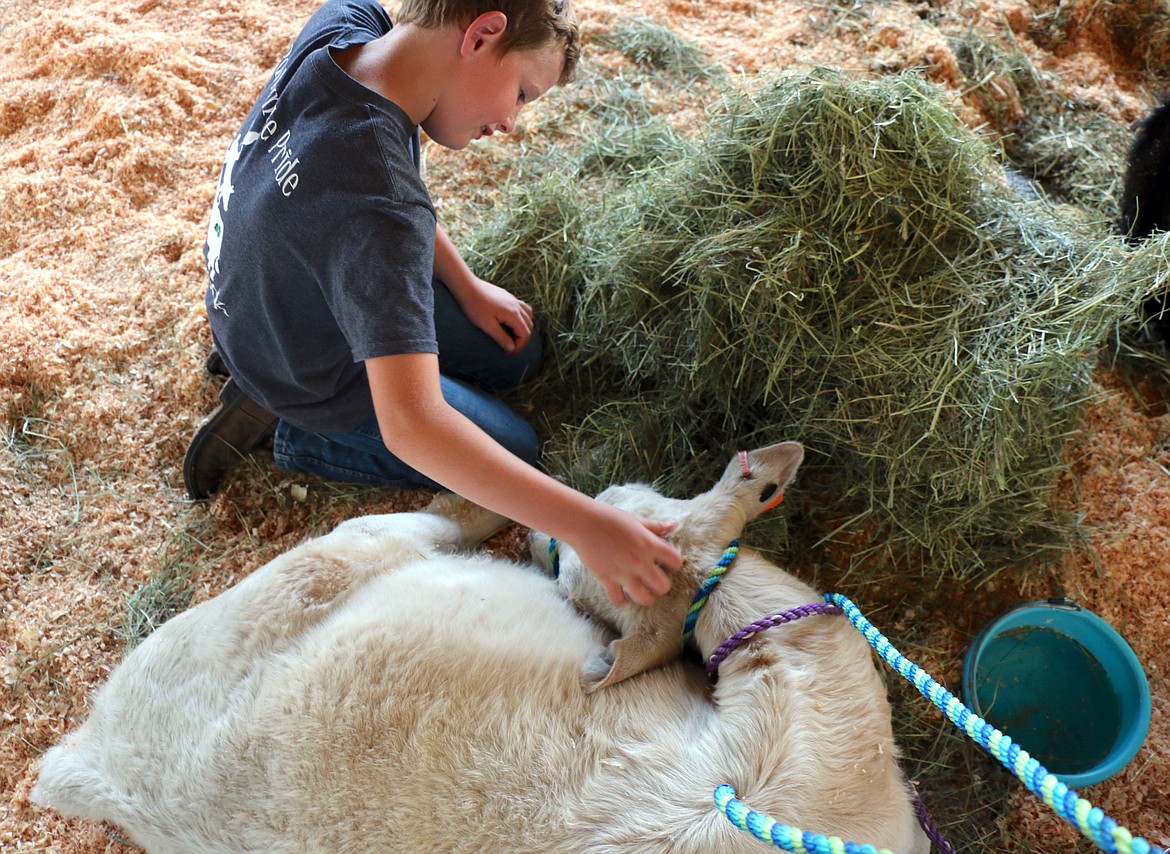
367 352 681 606
433 223 533 354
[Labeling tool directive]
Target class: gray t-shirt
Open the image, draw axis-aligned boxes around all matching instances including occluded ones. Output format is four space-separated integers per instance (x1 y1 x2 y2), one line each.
203 0 437 432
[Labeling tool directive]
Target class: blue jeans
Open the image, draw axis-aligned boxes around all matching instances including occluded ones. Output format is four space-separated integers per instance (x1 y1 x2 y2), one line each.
272 279 541 488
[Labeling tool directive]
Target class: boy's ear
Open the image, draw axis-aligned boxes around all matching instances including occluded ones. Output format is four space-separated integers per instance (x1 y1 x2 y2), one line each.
460 11 508 56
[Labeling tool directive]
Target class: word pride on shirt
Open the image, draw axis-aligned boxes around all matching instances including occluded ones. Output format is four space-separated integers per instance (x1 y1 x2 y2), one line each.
259 90 302 197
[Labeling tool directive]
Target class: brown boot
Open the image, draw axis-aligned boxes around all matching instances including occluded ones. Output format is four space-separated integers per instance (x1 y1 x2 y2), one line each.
183 379 277 500
205 347 230 377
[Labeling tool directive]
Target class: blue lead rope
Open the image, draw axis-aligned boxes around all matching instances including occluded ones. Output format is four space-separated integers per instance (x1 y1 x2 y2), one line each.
716 784 897 854
714 593 1163 854
824 593 1162 854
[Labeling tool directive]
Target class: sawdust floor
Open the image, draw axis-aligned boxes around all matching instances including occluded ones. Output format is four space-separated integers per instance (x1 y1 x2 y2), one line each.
1 0 1167 850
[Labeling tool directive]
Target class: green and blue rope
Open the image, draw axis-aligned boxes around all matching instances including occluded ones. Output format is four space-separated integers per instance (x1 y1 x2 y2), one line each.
682 539 739 645
715 784 895 854
548 537 560 578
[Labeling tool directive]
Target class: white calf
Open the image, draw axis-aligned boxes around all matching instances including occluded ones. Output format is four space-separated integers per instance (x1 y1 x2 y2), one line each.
33 443 928 853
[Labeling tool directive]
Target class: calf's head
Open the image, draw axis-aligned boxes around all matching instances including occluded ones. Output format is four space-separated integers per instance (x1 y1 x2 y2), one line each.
529 441 804 691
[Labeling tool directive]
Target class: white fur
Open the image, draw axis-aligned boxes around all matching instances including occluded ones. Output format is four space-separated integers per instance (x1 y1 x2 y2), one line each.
33 446 929 853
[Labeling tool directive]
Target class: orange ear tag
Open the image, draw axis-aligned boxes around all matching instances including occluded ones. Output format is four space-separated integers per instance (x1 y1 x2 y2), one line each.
741 449 784 512
762 492 785 513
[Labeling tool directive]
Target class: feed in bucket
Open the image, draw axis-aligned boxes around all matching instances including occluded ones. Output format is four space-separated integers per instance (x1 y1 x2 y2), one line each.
961 598 1151 788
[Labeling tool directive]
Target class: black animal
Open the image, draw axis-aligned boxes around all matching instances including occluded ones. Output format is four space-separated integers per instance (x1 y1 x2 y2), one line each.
1119 95 1170 340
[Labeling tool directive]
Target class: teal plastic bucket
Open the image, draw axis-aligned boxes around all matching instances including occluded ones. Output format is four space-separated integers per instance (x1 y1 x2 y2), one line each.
961 598 1151 788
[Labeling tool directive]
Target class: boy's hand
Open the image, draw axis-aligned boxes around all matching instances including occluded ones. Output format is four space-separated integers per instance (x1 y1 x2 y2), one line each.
432 226 533 353
462 276 534 354
568 504 682 607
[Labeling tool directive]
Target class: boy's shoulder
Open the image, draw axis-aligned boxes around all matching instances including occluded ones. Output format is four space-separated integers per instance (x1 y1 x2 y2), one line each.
303 0 393 42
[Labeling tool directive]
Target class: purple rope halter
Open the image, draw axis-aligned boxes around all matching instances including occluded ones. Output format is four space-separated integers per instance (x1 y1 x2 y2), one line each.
706 602 843 677
912 778 959 854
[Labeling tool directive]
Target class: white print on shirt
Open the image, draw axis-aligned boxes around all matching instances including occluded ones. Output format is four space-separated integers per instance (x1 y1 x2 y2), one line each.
209 283 227 316
206 75 306 317
267 51 292 97
267 130 301 196
206 129 261 299
256 91 304 197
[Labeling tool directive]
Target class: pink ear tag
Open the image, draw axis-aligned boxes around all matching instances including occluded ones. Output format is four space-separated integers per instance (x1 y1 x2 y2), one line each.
741 449 784 512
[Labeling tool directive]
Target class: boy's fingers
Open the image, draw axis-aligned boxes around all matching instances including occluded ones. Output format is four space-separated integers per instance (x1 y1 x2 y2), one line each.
498 310 533 352
651 536 682 574
641 564 672 597
514 310 533 340
623 579 657 608
603 572 665 608
651 518 679 536
491 322 519 353
509 321 532 350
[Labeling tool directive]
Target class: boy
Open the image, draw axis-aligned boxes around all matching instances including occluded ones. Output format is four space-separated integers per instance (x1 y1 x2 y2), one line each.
184 0 681 607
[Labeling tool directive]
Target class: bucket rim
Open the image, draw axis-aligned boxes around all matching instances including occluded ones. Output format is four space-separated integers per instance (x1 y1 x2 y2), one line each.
960 598 1151 788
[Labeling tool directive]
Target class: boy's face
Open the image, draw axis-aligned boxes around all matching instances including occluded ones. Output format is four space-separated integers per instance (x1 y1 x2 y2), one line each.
424 41 564 150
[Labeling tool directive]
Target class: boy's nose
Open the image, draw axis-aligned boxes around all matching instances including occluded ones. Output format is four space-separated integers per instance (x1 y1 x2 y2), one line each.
498 106 523 135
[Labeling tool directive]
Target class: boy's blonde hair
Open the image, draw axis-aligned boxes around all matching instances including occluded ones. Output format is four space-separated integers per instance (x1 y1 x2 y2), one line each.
395 0 580 84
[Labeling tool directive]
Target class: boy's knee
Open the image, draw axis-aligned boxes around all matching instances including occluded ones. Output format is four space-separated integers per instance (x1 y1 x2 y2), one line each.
505 331 542 389
510 418 541 468
470 328 542 393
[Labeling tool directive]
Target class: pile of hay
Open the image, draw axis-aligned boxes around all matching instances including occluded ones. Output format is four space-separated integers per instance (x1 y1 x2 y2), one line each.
471 68 1168 579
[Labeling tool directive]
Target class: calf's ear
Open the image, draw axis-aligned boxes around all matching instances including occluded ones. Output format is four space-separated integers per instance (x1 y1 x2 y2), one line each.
581 582 693 692
714 441 804 520
583 632 683 693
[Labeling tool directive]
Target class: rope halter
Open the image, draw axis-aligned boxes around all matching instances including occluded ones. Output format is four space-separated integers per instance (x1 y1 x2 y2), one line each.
681 538 839 678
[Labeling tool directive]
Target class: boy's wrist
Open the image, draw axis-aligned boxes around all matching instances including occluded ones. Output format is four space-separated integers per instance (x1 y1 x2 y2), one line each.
444 272 483 302
530 485 602 548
